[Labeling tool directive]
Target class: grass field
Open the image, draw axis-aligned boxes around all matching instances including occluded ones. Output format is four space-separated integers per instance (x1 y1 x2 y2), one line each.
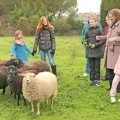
0 36 120 120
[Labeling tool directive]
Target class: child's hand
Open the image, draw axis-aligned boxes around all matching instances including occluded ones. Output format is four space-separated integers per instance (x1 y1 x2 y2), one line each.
91 44 95 48
11 56 15 59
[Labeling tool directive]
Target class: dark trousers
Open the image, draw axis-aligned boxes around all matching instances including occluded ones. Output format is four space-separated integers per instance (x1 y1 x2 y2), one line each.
107 68 120 91
89 58 100 81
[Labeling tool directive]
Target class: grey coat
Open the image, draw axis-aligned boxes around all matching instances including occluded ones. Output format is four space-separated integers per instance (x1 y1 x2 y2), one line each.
33 28 56 52
85 26 105 58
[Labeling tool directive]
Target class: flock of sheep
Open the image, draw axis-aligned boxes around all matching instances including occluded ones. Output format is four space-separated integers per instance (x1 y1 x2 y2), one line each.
0 58 58 115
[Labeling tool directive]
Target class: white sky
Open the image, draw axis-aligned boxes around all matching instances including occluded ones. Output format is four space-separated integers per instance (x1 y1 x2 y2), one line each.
77 0 101 13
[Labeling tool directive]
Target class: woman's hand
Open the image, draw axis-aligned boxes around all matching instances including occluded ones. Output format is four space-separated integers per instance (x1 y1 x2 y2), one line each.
96 36 102 40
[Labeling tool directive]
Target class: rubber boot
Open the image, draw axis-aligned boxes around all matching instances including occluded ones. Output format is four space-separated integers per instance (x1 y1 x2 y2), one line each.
51 65 59 80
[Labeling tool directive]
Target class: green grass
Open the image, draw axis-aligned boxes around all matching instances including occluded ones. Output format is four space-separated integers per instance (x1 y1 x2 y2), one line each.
0 36 119 120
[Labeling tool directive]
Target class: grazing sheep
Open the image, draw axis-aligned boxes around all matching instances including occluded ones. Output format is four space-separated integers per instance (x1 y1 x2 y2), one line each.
22 72 58 115
0 66 8 94
5 58 50 73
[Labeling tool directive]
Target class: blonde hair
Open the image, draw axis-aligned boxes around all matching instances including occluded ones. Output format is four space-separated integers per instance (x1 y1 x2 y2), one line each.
36 16 54 32
87 12 96 18
107 8 120 21
14 30 24 42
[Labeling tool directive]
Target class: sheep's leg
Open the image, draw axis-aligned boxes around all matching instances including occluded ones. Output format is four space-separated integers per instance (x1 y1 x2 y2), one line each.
31 102 34 112
23 96 27 105
17 93 20 106
37 103 40 115
2 87 5 94
50 96 54 109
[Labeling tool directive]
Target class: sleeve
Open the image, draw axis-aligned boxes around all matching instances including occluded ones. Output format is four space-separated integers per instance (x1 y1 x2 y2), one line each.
81 24 86 43
33 31 39 51
50 29 56 50
112 25 120 43
10 43 16 56
25 44 32 54
95 29 106 47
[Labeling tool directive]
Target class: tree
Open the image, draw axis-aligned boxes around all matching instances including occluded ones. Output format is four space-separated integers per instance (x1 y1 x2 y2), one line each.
100 0 120 27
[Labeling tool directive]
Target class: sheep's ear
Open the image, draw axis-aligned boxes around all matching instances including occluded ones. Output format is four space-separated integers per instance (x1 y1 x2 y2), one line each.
20 73 25 77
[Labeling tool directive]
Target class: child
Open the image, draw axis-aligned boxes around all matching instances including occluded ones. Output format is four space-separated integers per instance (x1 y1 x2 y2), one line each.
85 17 105 86
33 16 58 77
11 30 34 61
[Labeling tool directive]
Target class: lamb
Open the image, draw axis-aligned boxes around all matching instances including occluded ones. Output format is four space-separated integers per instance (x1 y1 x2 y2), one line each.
22 72 58 115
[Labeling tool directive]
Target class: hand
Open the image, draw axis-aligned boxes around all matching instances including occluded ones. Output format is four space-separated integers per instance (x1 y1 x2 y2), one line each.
91 44 95 48
11 55 15 59
96 36 101 40
31 51 35 56
33 50 36 54
108 38 114 43
50 49 55 55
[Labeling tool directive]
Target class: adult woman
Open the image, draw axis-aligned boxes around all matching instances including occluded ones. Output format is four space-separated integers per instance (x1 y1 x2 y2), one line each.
32 16 57 77
96 9 120 91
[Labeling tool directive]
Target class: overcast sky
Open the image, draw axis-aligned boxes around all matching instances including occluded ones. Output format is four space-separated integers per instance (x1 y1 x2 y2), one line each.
77 0 101 13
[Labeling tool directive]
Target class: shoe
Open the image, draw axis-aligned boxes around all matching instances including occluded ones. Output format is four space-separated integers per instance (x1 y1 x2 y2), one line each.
95 80 100 86
110 97 116 103
82 73 89 76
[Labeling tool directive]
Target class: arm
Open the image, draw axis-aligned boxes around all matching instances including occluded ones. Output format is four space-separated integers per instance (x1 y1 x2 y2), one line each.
81 24 86 43
33 31 39 53
25 44 32 54
10 43 16 57
95 29 105 47
50 29 56 50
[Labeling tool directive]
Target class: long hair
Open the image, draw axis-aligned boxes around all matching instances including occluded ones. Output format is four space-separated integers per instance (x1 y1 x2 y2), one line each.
107 8 120 21
36 16 54 32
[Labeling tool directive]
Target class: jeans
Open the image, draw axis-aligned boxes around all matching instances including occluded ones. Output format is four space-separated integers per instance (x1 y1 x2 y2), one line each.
84 47 90 74
40 49 55 66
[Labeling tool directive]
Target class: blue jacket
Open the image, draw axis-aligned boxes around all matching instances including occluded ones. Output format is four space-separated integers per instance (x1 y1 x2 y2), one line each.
81 22 103 43
11 43 32 61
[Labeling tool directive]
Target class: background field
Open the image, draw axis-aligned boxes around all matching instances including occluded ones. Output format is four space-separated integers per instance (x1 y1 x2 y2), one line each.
0 36 119 120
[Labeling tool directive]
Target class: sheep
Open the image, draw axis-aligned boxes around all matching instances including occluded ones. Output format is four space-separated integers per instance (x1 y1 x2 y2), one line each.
5 58 50 73
0 66 8 94
22 72 58 115
7 65 26 105
6 59 50 106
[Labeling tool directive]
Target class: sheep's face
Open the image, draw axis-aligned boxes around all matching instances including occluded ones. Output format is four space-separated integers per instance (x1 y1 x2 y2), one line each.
7 66 17 84
23 73 36 84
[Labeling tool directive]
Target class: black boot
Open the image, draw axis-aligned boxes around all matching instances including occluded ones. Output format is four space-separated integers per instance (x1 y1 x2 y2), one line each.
51 65 57 76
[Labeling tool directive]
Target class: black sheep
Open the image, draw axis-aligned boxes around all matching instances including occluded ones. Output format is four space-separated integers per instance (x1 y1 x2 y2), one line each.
0 66 8 94
7 65 26 106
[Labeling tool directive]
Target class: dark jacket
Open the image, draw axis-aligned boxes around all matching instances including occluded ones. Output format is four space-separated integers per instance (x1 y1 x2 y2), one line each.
33 26 56 52
85 26 105 58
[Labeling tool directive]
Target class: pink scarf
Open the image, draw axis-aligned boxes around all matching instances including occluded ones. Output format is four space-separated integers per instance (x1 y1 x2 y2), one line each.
14 39 24 45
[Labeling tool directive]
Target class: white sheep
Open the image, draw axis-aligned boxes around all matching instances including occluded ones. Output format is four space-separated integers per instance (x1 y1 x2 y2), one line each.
22 72 58 115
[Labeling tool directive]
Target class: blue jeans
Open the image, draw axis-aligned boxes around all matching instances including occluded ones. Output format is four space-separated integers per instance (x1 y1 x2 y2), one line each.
84 47 90 74
40 50 55 66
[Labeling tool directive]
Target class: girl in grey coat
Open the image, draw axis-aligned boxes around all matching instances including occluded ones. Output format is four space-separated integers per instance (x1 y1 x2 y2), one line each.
33 16 58 78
